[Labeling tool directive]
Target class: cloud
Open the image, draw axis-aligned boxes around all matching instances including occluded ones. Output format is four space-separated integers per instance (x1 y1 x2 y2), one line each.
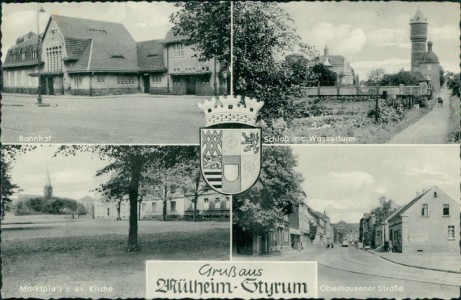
327 171 376 189
300 22 366 55
430 25 459 40
368 28 408 46
401 165 456 187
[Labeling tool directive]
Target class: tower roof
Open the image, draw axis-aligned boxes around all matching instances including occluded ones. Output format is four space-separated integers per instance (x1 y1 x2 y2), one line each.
420 41 439 64
410 9 428 23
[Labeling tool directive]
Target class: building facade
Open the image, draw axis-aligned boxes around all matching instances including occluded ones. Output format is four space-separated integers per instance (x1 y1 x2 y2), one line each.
387 186 460 253
3 15 226 96
2 32 41 94
318 45 356 86
289 202 311 248
94 192 230 220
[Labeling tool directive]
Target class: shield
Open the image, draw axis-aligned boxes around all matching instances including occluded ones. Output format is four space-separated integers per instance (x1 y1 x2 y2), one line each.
200 128 261 194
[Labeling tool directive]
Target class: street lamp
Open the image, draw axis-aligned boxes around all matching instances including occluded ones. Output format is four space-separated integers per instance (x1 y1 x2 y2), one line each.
36 4 45 104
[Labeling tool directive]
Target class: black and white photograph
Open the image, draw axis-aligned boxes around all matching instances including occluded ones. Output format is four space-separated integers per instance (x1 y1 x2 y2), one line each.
1 1 460 299
232 2 459 144
1 2 230 144
232 145 460 299
1 145 230 298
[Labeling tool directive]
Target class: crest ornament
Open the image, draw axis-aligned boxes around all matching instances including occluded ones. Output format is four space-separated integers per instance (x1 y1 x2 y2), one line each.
198 96 264 194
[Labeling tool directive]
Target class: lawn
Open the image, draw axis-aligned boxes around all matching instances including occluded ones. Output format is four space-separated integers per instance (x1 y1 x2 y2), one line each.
270 96 434 144
1 217 230 298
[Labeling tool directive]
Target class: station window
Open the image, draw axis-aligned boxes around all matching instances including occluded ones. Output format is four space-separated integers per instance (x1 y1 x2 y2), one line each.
74 75 82 87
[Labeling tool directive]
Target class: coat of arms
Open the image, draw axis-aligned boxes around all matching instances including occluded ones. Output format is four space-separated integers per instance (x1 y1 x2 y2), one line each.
197 96 264 194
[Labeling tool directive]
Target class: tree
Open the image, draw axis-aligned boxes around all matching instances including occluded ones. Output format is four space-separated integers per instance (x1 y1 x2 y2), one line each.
170 2 230 65
233 146 303 234
233 2 317 121
446 72 460 97
366 68 385 86
1 145 35 218
371 196 397 225
57 145 196 251
171 2 318 123
95 171 130 221
284 54 318 87
439 66 445 87
173 147 210 222
312 63 337 86
143 165 182 221
1 160 19 217
380 70 418 86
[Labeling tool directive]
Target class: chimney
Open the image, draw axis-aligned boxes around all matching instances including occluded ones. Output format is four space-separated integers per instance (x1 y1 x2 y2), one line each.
416 191 420 197
422 188 426 193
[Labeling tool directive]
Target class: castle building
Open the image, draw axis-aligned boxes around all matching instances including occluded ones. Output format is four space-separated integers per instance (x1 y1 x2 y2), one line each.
410 9 440 94
318 45 356 86
3 15 226 96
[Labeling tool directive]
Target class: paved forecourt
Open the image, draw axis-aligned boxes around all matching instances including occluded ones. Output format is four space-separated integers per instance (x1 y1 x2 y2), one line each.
1 94 207 144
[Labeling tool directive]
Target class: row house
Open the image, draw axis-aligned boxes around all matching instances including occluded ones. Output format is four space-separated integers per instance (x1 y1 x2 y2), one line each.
93 191 230 220
360 213 376 248
289 201 311 248
387 186 459 253
307 208 334 245
3 15 226 96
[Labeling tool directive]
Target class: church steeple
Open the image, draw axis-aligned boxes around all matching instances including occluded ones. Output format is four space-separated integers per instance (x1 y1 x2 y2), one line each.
324 44 329 56
44 169 53 199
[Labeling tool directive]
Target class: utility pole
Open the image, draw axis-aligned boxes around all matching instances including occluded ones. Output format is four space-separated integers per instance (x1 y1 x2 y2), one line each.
36 4 45 104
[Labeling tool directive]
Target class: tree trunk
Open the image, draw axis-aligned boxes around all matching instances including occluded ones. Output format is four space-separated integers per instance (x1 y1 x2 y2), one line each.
162 198 168 221
128 161 142 252
193 199 197 222
116 202 121 221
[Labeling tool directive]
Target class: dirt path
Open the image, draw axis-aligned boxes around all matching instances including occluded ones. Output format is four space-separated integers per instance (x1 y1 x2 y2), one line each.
389 89 451 144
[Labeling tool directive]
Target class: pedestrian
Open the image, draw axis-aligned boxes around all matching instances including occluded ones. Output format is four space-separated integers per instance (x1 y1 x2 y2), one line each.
388 240 393 253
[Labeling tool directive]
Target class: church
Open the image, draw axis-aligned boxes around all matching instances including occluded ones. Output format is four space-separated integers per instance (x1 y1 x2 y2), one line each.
409 9 441 94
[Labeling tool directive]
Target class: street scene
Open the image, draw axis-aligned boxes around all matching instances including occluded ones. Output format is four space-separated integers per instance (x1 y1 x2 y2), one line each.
1 2 229 144
1 145 230 298
232 145 460 298
237 245 461 299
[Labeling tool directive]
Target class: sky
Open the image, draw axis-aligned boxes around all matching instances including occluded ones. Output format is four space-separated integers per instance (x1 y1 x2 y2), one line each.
292 145 460 224
3 2 458 81
9 145 109 200
280 1 460 81
1 2 179 61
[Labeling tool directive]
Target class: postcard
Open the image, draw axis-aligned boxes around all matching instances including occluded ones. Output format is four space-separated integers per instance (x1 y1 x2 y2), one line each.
1 1 460 300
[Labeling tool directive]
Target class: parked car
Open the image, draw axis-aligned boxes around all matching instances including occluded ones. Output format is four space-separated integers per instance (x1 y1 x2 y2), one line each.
342 238 349 247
